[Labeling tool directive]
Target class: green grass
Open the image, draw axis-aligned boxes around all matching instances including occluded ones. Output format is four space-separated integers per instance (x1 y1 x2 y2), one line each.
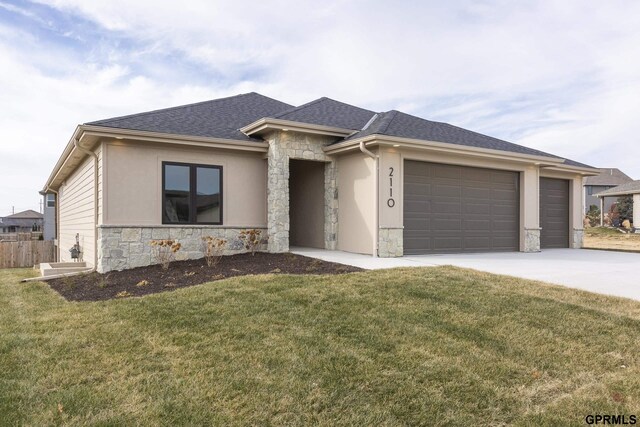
1 267 639 426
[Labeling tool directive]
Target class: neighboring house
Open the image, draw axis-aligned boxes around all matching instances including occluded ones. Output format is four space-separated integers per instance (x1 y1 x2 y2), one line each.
584 168 633 214
42 93 598 273
594 180 640 227
0 210 43 234
39 191 57 241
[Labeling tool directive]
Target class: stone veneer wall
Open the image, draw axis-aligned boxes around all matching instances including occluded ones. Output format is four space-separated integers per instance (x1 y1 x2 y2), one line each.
378 228 403 257
97 226 268 273
524 228 541 252
266 131 338 253
572 228 584 249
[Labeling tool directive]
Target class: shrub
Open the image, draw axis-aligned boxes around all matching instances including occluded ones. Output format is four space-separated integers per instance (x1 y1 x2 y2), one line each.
586 205 601 227
150 240 182 270
201 236 227 267
617 196 634 223
238 229 262 256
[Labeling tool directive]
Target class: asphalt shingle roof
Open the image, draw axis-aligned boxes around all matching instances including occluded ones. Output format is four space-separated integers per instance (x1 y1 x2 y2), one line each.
584 168 633 186
5 210 43 219
85 92 594 169
594 180 640 196
345 110 593 168
86 93 294 141
273 97 376 130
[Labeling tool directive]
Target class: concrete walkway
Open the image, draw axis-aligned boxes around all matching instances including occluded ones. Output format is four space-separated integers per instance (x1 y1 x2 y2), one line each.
291 247 640 301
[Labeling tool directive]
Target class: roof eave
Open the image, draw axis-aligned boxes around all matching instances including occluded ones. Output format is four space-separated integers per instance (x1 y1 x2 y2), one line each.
240 118 354 138
324 134 590 168
594 190 640 197
43 125 270 191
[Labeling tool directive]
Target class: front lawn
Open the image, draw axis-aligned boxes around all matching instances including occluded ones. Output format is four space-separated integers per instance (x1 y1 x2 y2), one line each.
1 267 639 425
584 226 640 252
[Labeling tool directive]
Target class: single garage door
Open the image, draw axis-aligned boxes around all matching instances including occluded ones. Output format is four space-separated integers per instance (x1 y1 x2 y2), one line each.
539 178 569 248
404 161 520 254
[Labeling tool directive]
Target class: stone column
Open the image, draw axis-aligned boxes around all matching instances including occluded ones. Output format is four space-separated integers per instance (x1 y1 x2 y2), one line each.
524 228 541 252
324 161 338 250
572 229 584 248
267 133 290 253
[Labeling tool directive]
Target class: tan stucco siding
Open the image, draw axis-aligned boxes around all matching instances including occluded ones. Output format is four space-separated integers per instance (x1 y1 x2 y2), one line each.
337 152 375 254
103 141 267 227
58 149 98 266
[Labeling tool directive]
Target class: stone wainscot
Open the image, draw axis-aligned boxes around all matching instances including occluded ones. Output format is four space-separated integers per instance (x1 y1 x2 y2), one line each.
97 226 268 273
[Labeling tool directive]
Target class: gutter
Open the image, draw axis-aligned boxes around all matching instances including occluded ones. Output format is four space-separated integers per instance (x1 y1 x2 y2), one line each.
360 141 379 257
73 137 99 271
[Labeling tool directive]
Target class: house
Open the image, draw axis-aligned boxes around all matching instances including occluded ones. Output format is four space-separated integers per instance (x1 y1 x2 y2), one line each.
42 93 598 273
0 210 43 235
594 180 640 227
583 168 633 214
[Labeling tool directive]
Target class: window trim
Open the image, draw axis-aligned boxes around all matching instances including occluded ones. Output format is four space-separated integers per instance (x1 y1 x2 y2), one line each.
162 161 223 225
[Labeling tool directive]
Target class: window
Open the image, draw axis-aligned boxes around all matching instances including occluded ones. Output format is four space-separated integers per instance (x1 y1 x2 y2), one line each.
46 194 55 208
162 162 222 224
587 186 593 195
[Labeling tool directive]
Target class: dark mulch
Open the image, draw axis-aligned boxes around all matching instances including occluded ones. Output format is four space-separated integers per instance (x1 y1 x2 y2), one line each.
47 252 362 301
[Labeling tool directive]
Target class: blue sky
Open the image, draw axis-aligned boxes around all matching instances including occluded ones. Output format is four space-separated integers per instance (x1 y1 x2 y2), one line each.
1 0 640 215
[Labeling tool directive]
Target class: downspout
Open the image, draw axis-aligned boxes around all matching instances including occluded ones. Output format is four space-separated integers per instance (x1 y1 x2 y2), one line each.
74 137 99 271
360 141 379 257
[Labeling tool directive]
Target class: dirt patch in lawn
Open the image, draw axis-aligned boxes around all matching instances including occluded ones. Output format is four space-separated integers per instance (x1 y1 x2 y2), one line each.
47 252 362 301
583 229 640 252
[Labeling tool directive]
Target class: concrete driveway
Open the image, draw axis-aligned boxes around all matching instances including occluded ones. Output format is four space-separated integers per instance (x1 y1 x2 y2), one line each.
292 247 640 301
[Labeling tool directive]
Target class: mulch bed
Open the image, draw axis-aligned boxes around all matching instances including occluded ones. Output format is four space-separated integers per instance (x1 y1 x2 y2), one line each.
47 252 362 301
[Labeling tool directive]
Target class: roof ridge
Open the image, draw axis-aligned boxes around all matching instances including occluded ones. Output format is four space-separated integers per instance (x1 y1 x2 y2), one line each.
86 92 287 125
272 97 329 119
377 110 399 134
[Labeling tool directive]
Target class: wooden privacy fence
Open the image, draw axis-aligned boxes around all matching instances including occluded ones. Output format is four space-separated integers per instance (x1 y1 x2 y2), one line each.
0 240 55 268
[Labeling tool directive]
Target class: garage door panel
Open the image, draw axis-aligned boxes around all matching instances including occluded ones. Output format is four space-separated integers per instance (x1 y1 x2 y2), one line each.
434 237 463 250
491 172 517 185
540 178 569 248
492 203 518 215
465 203 491 215
433 184 461 197
432 164 462 179
404 160 519 254
464 237 491 249
432 201 461 214
463 187 490 199
432 218 463 230
492 188 518 200
462 168 491 182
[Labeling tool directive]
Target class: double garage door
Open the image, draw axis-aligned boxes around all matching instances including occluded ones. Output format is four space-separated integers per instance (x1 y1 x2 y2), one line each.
403 161 569 254
404 161 520 254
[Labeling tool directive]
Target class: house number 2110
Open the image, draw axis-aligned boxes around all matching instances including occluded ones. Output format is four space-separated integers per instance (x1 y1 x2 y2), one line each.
387 167 395 208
